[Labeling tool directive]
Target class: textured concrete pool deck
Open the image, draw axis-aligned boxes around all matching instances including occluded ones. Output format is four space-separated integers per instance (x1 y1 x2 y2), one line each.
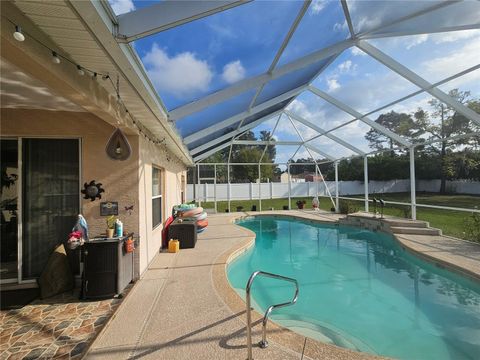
85 210 480 360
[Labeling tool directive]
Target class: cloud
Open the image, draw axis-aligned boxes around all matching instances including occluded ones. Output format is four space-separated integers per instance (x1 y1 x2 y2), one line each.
405 34 429 49
327 78 341 92
338 60 357 74
221 60 246 84
433 29 480 44
109 0 135 15
350 47 366 56
143 44 213 97
310 0 327 14
422 40 480 82
333 21 348 32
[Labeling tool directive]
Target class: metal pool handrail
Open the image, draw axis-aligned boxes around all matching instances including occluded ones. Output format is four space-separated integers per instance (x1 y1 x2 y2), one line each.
245 270 299 360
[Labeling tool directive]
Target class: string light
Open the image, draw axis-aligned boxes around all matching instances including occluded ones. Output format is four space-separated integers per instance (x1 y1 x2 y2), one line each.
8 19 168 150
51 51 61 64
13 25 25 41
77 65 85 76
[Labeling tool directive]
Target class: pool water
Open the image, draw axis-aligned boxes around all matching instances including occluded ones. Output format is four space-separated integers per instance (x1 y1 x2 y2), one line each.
227 216 480 360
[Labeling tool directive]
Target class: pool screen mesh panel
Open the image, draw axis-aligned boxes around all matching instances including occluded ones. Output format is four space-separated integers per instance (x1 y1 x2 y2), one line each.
110 0 480 163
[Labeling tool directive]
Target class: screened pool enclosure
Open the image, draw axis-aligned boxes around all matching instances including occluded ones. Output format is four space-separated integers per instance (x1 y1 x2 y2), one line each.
109 0 480 219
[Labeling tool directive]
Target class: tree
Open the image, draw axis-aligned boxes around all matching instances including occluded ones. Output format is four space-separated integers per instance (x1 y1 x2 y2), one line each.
413 89 477 193
365 111 422 155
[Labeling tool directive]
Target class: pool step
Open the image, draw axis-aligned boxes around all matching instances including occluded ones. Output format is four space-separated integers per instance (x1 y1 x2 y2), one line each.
390 226 442 236
384 219 429 228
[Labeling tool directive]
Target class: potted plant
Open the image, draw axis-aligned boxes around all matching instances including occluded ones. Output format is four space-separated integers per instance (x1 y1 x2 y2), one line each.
296 200 306 209
106 215 116 238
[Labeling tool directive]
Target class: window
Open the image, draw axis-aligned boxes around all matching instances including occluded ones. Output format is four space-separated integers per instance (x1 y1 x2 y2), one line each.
152 166 163 228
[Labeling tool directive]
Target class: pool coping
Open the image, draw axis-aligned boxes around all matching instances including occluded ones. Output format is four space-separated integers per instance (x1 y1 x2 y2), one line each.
212 210 480 360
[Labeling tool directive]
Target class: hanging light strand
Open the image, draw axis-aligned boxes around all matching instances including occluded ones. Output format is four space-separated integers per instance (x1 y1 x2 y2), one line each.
5 17 167 146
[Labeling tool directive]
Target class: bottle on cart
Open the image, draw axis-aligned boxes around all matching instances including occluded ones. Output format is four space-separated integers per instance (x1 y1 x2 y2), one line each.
115 219 123 237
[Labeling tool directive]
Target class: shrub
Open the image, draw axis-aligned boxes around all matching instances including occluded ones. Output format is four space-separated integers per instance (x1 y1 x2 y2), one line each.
464 212 480 242
339 200 358 214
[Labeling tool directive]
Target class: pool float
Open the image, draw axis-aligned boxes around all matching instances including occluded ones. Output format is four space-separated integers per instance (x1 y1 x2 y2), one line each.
179 207 203 218
197 219 208 229
195 211 207 221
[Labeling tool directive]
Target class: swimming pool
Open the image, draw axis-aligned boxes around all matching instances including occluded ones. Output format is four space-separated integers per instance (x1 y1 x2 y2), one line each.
227 216 480 360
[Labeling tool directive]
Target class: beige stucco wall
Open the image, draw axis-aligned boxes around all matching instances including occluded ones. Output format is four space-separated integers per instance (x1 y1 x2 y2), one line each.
138 136 186 274
2 108 187 276
1 108 140 239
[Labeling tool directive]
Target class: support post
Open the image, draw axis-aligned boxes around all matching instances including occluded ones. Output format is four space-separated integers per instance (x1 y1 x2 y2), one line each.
227 164 231 212
197 164 201 207
410 147 417 220
258 163 262 212
214 164 217 213
288 164 291 210
364 156 369 212
335 161 339 213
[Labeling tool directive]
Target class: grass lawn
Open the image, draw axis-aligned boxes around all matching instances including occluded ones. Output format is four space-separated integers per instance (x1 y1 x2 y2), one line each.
200 192 480 241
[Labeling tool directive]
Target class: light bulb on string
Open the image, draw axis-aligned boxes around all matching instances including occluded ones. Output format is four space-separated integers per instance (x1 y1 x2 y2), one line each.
13 25 25 42
92 72 97 80
52 51 60 64
77 65 84 76
102 74 110 81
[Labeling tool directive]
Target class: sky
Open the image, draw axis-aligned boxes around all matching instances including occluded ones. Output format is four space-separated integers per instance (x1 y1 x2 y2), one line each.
109 0 480 164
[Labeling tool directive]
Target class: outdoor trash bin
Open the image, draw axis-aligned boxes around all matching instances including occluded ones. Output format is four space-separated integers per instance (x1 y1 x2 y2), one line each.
168 218 197 249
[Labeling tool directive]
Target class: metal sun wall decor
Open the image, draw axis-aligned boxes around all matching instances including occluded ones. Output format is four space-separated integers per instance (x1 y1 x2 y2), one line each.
106 128 132 161
81 180 105 201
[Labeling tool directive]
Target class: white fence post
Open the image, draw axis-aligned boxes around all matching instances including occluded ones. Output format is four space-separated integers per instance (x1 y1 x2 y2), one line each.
214 164 217 213
204 183 208 203
270 181 273 199
258 164 262 211
250 182 253 200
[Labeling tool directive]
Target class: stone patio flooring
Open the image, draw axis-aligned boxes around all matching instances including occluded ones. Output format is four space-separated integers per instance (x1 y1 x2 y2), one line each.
0 288 128 359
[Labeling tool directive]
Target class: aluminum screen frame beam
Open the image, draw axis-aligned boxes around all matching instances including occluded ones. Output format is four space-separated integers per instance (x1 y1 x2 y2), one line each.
284 110 365 155
183 83 307 144
189 110 283 156
233 140 304 146
116 1 248 43
169 39 354 121
308 85 412 147
357 41 480 126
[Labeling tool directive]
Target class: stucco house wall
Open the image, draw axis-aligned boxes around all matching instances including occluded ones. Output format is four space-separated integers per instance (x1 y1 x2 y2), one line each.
2 107 186 277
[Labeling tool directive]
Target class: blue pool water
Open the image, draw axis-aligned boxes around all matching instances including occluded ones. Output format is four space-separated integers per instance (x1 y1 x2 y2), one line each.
227 216 480 360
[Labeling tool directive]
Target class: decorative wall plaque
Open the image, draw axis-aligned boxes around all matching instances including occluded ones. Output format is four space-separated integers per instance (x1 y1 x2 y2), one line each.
100 202 118 216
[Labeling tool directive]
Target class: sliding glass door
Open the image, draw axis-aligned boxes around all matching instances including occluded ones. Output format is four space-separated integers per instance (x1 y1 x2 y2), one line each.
1 139 19 282
0 138 80 282
22 139 80 280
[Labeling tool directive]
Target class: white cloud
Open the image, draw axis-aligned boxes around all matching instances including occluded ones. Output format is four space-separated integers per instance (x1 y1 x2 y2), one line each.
221 60 246 84
338 60 357 74
327 78 341 92
333 21 348 32
350 47 366 57
433 29 480 44
422 40 480 82
109 0 135 15
143 44 213 97
405 34 429 50
310 0 327 14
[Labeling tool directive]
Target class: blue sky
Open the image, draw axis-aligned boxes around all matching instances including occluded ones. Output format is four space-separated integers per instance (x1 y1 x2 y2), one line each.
109 0 480 163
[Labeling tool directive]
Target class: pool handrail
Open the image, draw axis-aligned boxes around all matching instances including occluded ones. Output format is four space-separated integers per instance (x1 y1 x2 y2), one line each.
245 270 299 360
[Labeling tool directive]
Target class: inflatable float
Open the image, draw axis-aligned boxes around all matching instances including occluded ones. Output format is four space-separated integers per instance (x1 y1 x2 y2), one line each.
173 203 208 233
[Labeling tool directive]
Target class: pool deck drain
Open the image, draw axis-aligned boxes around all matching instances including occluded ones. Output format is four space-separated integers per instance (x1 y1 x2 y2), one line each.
85 211 480 360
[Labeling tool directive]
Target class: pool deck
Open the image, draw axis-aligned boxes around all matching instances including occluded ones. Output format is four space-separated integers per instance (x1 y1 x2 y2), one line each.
84 210 480 360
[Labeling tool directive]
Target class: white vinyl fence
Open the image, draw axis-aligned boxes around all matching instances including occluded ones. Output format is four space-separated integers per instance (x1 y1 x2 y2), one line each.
187 179 480 202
